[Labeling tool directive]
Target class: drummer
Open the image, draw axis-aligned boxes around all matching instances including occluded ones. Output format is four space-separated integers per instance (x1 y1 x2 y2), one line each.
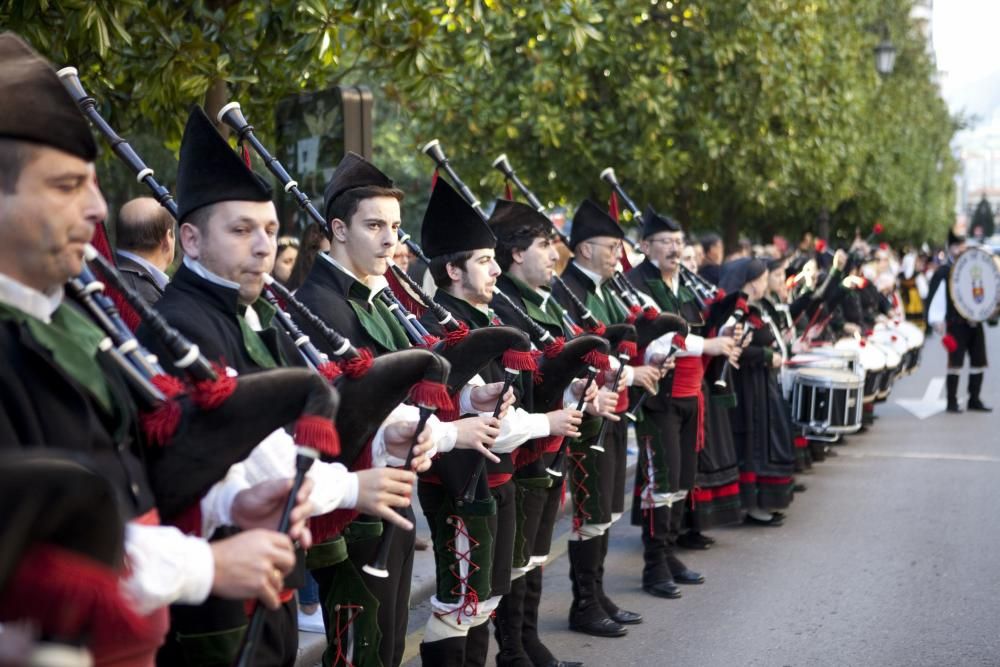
927 229 992 413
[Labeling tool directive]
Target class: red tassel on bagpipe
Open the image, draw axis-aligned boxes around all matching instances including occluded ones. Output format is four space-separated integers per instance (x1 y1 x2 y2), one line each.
617 340 638 359
409 380 453 411
643 306 659 320
343 348 375 378
294 414 341 457
192 364 237 410
502 348 538 372
543 336 566 359
570 324 584 336
140 374 189 445
444 320 470 348
420 335 442 348
941 334 958 354
748 314 764 329
589 321 607 336
385 266 427 318
317 361 343 382
582 349 611 370
625 304 642 324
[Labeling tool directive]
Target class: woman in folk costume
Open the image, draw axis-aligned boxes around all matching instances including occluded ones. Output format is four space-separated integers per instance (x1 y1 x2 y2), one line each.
720 258 797 526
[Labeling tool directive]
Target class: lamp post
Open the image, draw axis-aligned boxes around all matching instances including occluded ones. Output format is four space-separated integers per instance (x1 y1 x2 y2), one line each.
874 37 897 76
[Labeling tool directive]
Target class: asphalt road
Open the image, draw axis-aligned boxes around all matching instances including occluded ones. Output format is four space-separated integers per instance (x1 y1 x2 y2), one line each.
398 324 1000 667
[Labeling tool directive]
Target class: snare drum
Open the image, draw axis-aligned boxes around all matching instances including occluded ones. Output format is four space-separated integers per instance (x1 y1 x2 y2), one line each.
835 338 886 403
782 353 850 400
869 339 902 400
790 368 864 435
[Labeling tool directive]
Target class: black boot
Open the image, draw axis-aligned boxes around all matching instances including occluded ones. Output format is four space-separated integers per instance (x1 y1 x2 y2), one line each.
568 538 627 637
666 502 704 584
420 636 466 667
947 374 962 413
466 620 492 667
641 506 680 599
595 531 642 624
494 577 533 667
968 373 993 411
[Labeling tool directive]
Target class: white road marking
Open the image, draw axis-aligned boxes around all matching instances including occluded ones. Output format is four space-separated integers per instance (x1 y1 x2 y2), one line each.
836 450 1000 463
895 376 947 419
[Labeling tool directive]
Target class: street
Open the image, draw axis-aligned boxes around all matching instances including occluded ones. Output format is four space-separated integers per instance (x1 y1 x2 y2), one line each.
400 325 1000 667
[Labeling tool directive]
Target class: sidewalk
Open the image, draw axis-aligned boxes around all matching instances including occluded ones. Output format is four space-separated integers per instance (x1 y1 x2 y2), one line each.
296 437 641 666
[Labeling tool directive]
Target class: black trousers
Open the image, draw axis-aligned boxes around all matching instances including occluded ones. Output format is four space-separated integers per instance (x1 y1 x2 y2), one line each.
947 320 988 369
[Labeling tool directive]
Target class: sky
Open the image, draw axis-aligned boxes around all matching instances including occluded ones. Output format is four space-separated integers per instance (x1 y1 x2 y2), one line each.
932 0 1000 117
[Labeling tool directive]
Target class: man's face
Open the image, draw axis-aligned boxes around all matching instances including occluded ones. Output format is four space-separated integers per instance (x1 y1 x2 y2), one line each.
180 200 278 305
747 270 770 301
332 196 400 281
580 235 621 280
451 248 500 306
0 145 106 292
680 245 698 273
707 240 724 264
641 231 684 274
273 245 298 284
513 235 559 289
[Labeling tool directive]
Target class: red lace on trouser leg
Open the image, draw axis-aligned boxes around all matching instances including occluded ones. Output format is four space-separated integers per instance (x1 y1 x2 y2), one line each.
567 451 591 534
641 435 657 537
435 514 481 624
330 603 364 667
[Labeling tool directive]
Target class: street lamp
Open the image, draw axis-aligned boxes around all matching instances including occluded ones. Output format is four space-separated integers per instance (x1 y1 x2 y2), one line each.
874 38 896 76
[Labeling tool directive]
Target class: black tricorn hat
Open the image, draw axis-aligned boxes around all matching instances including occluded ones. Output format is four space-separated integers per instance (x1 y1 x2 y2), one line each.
641 204 682 239
421 177 496 258
323 151 395 221
0 33 97 161
569 199 624 249
489 199 552 236
176 105 273 221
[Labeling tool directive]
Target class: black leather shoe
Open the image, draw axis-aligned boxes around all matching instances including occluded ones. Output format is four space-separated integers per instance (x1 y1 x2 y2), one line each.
608 608 643 625
676 532 711 550
569 617 627 638
771 511 787 521
642 580 682 599
744 513 784 527
672 569 705 585
968 400 993 412
793 483 807 492
947 402 963 413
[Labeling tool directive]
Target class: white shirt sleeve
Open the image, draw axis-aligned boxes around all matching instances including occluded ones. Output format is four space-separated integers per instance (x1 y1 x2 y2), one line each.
199 464 248 538
677 333 704 357
457 375 487 415
927 281 946 326
121 523 215 615
240 428 358 516
488 407 550 453
372 404 454 462
643 331 684 363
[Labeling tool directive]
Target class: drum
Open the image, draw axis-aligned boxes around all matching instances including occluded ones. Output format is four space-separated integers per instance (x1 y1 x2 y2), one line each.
835 338 886 403
893 319 925 373
781 353 850 400
790 368 864 435
948 247 1000 323
869 339 901 400
873 321 922 376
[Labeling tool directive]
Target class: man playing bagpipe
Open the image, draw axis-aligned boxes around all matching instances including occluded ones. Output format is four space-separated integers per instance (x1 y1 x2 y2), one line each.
291 152 510 667
416 184 602 665
0 32 331 665
551 201 664 637
625 207 741 594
